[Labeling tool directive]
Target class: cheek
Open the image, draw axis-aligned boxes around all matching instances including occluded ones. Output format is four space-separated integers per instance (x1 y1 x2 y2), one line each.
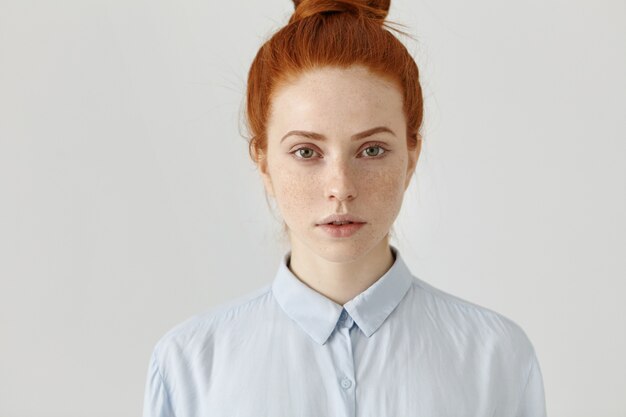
272 168 319 221
361 165 406 212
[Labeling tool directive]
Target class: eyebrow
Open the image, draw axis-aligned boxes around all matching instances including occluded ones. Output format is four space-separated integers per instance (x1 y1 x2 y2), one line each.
280 126 396 144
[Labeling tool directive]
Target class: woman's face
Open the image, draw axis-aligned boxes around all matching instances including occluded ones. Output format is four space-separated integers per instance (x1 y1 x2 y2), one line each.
259 65 421 261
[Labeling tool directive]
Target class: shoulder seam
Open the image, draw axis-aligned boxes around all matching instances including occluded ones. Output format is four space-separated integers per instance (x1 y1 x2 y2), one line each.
154 284 273 354
409 279 520 329
202 284 273 326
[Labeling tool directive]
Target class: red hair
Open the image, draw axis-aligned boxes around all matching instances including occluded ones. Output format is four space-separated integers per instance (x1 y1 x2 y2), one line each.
245 0 424 164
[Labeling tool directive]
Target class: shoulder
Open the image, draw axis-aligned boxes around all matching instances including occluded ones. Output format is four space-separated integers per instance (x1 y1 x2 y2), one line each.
150 283 273 363
407 277 545 412
408 276 536 357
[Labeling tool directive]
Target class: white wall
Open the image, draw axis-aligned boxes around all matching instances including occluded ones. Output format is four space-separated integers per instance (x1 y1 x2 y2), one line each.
0 0 624 416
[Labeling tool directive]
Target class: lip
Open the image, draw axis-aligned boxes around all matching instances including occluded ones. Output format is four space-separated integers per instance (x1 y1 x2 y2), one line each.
316 213 367 225
317 222 366 238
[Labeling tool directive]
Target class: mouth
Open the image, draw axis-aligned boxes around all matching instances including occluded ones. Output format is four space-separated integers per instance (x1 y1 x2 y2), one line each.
316 213 367 227
320 221 364 226
316 221 366 238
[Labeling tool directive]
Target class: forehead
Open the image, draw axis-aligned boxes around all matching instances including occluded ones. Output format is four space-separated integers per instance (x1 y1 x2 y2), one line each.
268 65 405 134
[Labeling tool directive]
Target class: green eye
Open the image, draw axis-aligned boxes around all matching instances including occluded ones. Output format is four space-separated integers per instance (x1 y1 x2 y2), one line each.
363 146 385 157
297 148 316 159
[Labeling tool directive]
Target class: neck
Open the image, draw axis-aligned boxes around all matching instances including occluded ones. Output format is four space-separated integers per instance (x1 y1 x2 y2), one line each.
287 237 396 305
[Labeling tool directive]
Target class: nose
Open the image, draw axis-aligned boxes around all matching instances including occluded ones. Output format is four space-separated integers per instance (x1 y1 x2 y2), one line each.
324 159 358 202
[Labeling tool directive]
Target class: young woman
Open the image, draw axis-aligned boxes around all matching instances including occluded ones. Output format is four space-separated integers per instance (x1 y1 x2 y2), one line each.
143 1 547 416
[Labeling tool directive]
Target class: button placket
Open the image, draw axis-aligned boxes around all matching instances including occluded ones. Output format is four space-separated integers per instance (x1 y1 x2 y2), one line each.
331 308 356 416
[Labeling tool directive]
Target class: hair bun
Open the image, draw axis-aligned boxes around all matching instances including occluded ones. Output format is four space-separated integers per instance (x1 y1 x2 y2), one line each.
290 0 390 24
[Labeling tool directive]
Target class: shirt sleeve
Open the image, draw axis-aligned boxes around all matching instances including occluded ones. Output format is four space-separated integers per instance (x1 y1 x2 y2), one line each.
142 348 176 417
514 351 547 417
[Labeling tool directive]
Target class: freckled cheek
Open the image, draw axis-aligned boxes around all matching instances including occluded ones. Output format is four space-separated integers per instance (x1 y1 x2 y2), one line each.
362 168 406 214
273 171 320 221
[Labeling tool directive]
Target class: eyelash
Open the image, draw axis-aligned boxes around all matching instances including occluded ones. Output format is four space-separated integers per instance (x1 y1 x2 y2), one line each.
290 142 389 161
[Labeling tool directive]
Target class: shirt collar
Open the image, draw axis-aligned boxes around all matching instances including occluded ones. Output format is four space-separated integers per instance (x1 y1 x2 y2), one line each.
271 244 414 345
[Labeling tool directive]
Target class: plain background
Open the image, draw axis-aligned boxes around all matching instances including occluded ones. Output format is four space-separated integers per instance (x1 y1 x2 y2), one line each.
1 0 624 416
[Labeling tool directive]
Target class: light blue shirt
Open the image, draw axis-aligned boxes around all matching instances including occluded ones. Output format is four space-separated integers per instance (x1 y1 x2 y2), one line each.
143 244 546 416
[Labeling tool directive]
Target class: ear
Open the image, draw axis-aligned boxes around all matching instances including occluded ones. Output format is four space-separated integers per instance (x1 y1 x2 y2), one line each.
256 150 275 198
404 132 422 191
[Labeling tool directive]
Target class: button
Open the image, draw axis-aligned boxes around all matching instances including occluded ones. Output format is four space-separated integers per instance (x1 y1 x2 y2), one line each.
339 309 348 321
340 377 352 389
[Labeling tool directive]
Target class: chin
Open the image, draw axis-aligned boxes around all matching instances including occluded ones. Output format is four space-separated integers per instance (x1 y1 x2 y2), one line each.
314 238 377 261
